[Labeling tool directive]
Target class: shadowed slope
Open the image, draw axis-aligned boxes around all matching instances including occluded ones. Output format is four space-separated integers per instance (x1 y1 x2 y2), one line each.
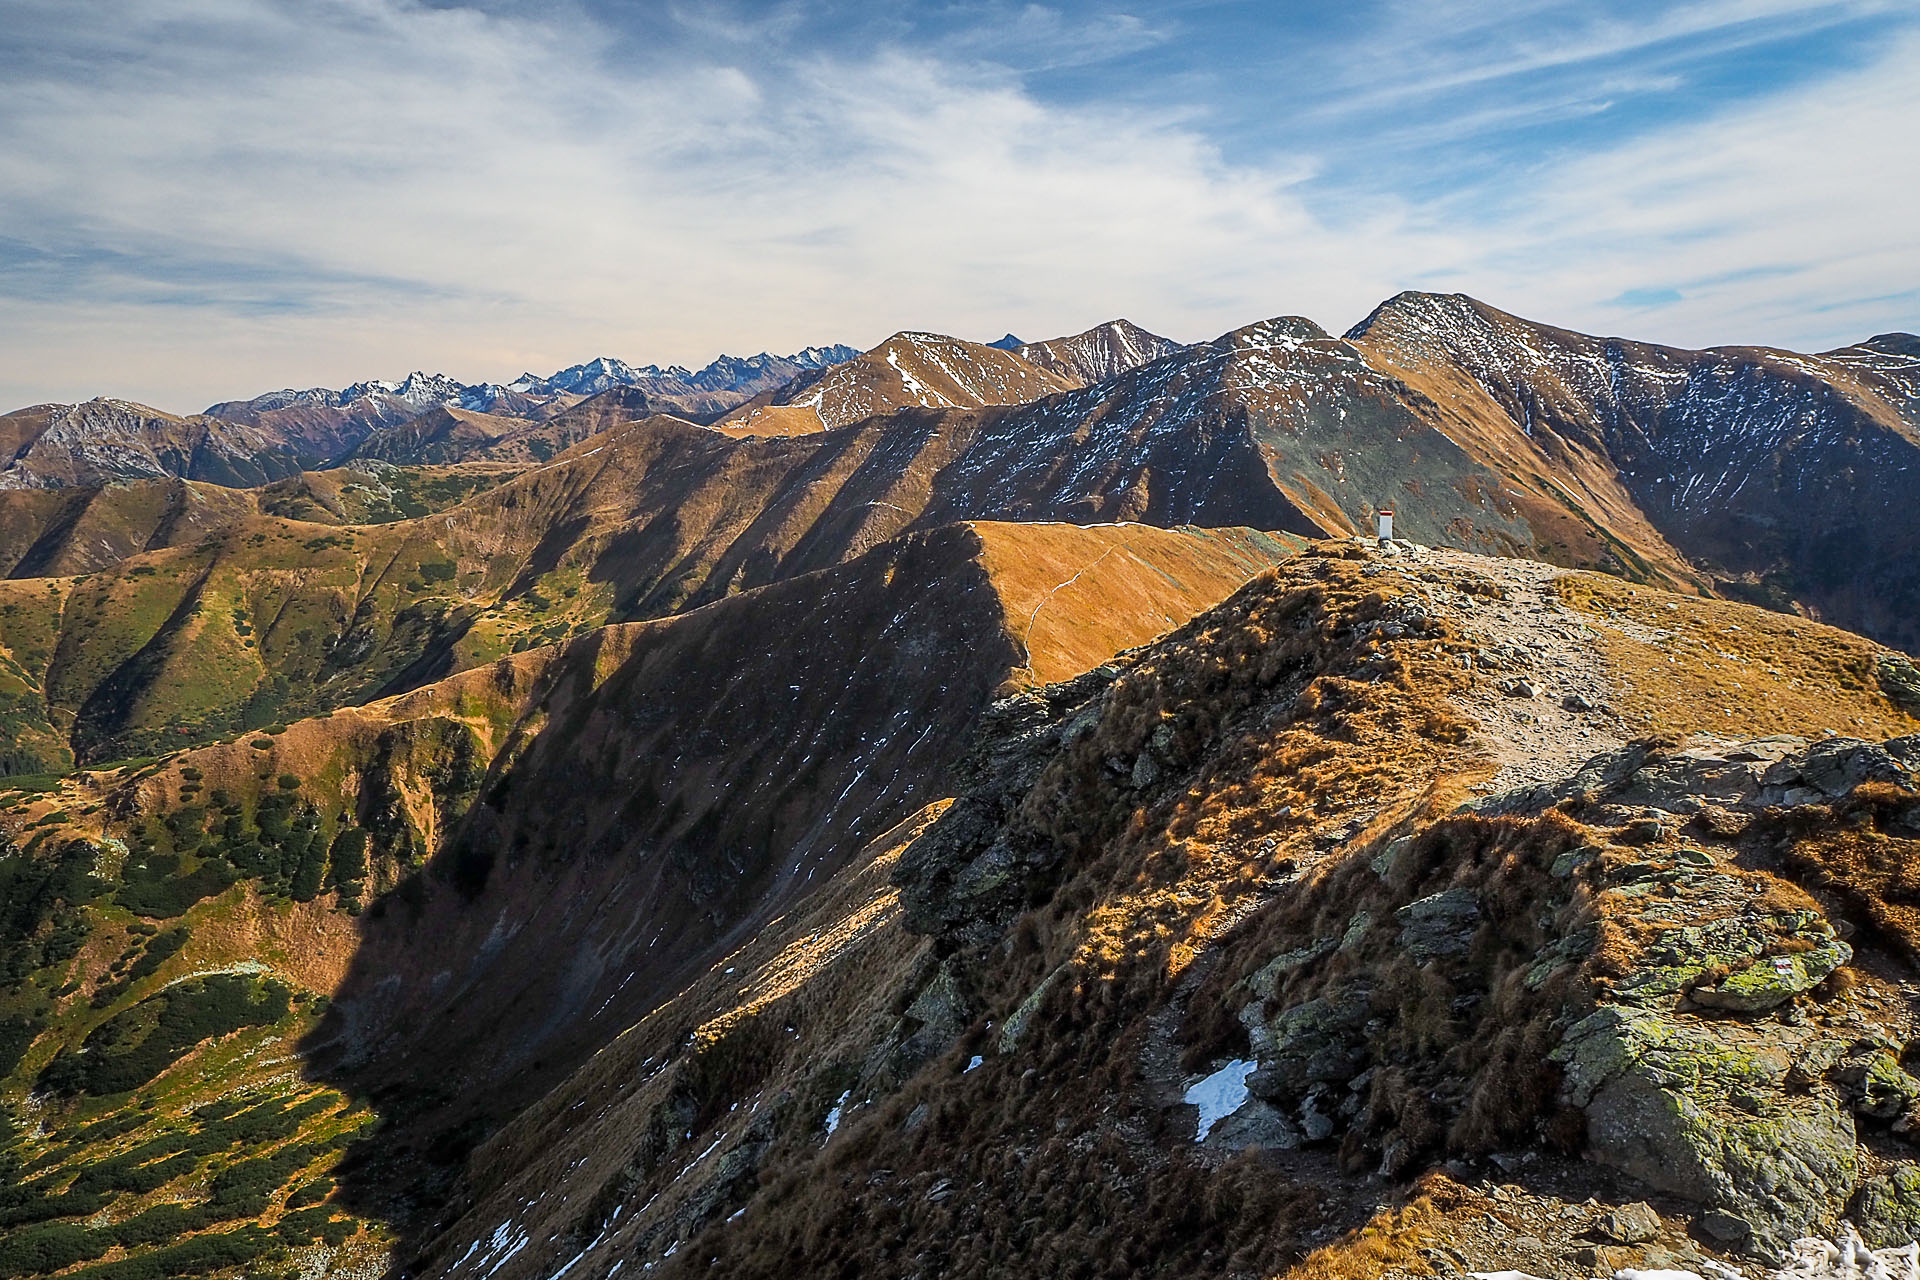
0 519 1293 1277
422 541 1920 1280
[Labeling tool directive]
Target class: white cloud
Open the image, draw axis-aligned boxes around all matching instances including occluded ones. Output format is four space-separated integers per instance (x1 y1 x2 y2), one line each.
0 0 1911 411
1421 23 1920 349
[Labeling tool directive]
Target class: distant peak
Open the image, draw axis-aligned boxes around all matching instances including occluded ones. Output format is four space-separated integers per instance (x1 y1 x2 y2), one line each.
986 333 1024 350
1860 332 1920 358
1222 316 1331 347
1343 290 1492 342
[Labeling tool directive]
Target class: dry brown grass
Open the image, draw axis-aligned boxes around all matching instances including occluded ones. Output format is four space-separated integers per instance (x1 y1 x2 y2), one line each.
1555 574 1920 740
1268 1192 1444 1280
970 521 1300 685
1754 783 1920 963
597 547 1495 1278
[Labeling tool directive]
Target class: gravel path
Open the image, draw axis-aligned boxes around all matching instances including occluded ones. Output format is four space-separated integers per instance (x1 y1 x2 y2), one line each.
1367 543 1629 793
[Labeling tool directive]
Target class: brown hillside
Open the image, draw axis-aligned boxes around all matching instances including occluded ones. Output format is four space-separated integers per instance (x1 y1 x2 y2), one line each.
719 331 1078 432
416 542 1920 1280
0 519 1291 1279
1349 292 1920 652
1016 318 1183 385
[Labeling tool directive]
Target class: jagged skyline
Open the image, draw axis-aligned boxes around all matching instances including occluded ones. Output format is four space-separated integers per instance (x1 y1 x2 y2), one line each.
0 0 1914 411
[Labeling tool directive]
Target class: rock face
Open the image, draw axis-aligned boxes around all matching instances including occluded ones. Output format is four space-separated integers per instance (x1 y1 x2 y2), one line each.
1492 734 1920 1255
1557 1001 1859 1255
1197 724 1920 1259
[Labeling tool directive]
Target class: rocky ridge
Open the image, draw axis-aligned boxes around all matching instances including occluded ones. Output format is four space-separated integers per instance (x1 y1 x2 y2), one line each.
391 542 1919 1280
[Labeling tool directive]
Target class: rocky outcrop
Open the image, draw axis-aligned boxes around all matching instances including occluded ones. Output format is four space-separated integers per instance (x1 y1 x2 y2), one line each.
1206 730 1920 1259
894 662 1123 953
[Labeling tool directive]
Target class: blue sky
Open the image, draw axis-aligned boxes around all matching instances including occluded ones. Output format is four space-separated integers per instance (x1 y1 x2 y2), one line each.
0 0 1915 411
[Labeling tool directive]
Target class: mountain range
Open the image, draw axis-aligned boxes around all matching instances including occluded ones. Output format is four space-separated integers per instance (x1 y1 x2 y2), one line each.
0 296 1919 1280
0 346 861 493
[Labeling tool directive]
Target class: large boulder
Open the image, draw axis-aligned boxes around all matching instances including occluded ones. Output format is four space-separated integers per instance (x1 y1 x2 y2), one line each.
1555 1004 1859 1257
1852 1165 1920 1249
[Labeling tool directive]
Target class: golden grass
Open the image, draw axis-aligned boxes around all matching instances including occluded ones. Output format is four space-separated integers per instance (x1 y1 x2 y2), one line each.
1757 783 1920 963
969 521 1301 685
1556 573 1920 741
1271 1194 1442 1280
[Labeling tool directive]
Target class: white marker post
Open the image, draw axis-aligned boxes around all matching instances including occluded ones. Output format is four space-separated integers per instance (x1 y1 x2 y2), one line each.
1377 506 1394 544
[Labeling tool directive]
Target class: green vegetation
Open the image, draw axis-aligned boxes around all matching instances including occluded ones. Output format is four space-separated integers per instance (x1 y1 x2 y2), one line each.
41 975 291 1096
0 840 102 982
60 1224 277 1280
114 849 235 919
285 1177 332 1209
0 1087 365 1277
327 827 367 893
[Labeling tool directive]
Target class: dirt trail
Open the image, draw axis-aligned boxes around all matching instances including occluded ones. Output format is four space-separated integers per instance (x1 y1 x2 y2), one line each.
1370 543 1628 792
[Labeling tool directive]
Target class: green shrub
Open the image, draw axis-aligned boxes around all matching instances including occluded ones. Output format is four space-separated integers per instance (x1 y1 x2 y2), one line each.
327 828 367 889
122 1093 335 1165
276 1204 352 1245
64 1112 146 1147
284 1177 331 1209
0 841 103 983
41 975 291 1096
67 1150 194 1196
105 1200 207 1248
0 1015 42 1078
0 1221 109 1278
189 1096 247 1125
206 1139 327 1216
289 840 327 902
115 851 235 919
123 927 188 984
0 1188 110 1230
65 1224 276 1280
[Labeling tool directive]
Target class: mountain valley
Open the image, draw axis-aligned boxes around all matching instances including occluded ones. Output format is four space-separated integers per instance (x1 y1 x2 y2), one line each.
1 298 1919 1280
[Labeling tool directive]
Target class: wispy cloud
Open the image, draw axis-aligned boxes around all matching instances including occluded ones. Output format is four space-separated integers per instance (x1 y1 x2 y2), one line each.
0 0 1911 411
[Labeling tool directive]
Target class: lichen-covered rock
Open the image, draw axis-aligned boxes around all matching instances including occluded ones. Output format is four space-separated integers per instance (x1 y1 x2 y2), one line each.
895 673 1117 950
1690 936 1851 1014
903 961 969 1039
1836 1050 1920 1122
1881 656 1920 717
1554 1004 1858 1256
1609 910 1849 1012
998 964 1066 1052
1759 738 1913 807
1600 1200 1661 1244
1246 985 1373 1097
1852 1165 1920 1249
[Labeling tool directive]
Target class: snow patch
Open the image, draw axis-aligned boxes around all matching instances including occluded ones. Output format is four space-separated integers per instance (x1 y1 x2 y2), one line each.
1183 1059 1256 1140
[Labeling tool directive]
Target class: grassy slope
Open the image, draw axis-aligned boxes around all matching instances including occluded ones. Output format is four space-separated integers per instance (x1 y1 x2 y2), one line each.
0 521 1285 1279
419 542 1919 1280
0 392 1313 768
